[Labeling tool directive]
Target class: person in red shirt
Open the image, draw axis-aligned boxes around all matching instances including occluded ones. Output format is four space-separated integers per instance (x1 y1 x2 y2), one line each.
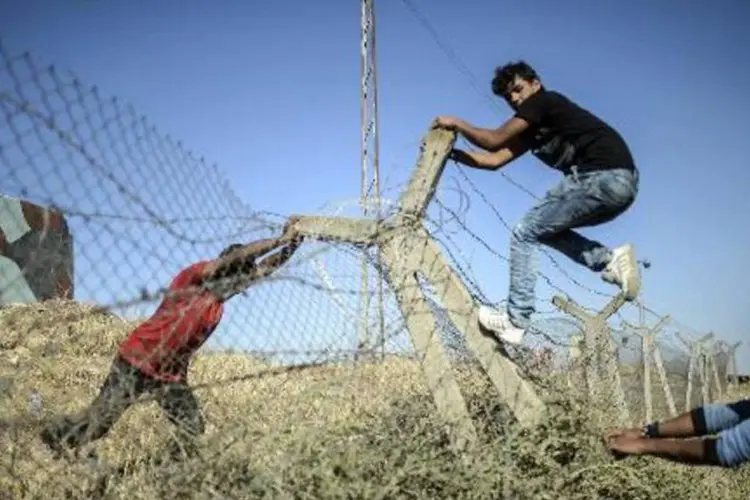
40 216 305 459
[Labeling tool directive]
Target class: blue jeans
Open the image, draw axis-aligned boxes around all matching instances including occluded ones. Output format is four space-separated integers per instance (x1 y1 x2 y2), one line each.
702 399 750 467
506 167 639 329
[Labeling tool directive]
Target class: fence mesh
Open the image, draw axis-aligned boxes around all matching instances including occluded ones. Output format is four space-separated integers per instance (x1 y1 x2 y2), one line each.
1 41 748 499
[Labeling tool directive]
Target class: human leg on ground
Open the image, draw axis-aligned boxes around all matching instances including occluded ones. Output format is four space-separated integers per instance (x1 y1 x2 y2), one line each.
478 168 639 343
156 381 205 459
41 356 147 454
608 398 750 442
606 399 750 467
702 398 750 434
710 409 750 467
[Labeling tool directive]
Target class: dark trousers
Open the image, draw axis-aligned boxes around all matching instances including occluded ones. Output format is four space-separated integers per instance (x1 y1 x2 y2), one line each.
42 355 205 456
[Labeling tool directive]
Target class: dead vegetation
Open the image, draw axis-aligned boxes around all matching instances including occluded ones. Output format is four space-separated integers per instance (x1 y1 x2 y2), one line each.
1 299 749 499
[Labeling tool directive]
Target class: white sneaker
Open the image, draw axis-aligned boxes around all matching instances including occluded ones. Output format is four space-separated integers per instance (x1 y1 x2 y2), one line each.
601 244 640 300
477 305 525 345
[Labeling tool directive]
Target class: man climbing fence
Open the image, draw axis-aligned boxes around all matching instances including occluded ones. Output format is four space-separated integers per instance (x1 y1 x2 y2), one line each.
433 60 641 346
40 216 304 459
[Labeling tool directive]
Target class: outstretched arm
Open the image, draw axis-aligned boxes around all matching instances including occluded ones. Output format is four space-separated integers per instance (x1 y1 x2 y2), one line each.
605 414 719 467
450 137 528 171
434 116 530 152
629 437 718 466
457 117 529 152
253 237 303 279
201 235 293 280
201 216 302 280
608 399 750 442
606 399 750 468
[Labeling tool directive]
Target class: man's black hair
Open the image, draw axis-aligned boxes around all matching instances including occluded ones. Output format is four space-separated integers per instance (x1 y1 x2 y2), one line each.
491 60 541 97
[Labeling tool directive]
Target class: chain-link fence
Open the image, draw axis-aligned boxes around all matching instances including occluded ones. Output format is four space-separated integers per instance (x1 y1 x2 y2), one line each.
0 41 422 497
1 41 747 499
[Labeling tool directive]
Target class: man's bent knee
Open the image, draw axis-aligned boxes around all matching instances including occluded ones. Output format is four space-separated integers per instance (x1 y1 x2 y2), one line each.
701 399 750 434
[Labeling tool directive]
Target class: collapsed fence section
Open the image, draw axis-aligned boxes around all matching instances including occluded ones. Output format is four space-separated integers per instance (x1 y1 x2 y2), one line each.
0 40 742 499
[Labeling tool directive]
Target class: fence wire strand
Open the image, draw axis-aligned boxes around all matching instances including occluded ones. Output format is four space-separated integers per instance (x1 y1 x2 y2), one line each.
0 39 744 500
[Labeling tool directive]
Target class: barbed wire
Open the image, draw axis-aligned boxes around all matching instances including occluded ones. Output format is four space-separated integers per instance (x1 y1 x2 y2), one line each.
392 0 732 429
395 0 692 330
0 33 740 500
0 38 717 368
0 61 710 364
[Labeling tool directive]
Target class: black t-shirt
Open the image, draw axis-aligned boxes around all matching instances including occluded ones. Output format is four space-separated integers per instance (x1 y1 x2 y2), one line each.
514 89 635 173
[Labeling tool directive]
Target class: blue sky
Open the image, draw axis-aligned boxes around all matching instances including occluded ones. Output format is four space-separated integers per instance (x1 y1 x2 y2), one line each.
1 0 748 369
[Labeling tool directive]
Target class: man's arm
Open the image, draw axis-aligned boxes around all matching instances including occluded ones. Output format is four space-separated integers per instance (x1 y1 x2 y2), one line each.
606 428 721 467
454 117 530 152
634 437 719 466
451 138 528 171
253 237 303 279
201 234 294 280
608 399 750 442
606 400 750 468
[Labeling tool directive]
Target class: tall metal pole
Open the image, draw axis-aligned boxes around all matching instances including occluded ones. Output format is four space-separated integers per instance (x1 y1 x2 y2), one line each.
371 2 386 361
359 0 384 361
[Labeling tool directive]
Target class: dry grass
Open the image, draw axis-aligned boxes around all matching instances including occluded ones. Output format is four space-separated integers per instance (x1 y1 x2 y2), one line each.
1 300 749 499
